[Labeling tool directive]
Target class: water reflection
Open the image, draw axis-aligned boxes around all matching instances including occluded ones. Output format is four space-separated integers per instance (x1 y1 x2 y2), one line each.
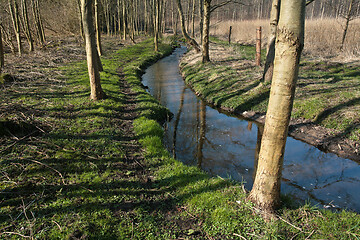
141 46 360 212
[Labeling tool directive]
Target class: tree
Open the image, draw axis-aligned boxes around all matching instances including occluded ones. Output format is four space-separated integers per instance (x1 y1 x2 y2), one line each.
94 0 102 56
0 27 4 74
77 0 85 40
202 0 211 62
262 0 327 84
199 0 204 44
175 0 201 52
21 0 34 52
81 0 105 100
247 0 305 216
9 0 22 55
261 0 280 84
340 0 358 50
202 0 245 63
154 0 161 51
31 0 45 45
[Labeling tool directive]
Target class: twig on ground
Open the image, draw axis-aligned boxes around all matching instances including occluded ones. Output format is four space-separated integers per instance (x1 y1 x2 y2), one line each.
305 229 316 240
0 131 38 153
277 216 303 232
27 159 66 185
52 220 62 231
233 232 248 240
0 232 31 238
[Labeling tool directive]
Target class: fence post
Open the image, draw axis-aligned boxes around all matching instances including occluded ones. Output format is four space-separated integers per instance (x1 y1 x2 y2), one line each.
256 26 262 66
228 26 232 44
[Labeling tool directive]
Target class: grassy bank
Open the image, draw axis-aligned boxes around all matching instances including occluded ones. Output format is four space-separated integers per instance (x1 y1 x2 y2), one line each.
180 38 360 144
1 38 359 239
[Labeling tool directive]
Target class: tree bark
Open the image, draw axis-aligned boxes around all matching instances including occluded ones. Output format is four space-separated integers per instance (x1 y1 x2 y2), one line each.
94 0 102 56
248 0 305 216
9 0 23 55
32 0 45 45
154 0 160 51
340 0 355 50
77 0 85 41
191 0 196 38
0 27 4 74
175 0 200 52
81 0 105 100
202 0 211 62
21 0 34 52
199 0 204 44
261 0 280 84
122 0 127 40
0 24 16 54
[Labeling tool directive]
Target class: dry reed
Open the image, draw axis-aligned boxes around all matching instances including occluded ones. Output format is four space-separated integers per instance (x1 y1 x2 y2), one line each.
211 18 360 60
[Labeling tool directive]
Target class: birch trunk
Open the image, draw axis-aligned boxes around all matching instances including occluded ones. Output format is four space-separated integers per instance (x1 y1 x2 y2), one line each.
248 0 305 216
81 0 105 100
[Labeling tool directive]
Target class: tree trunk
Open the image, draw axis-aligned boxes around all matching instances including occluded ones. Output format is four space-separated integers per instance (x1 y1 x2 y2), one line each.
262 0 280 84
191 0 196 38
94 0 102 56
81 0 105 100
340 0 355 50
122 0 127 40
0 24 16 54
21 0 34 52
0 27 4 74
117 0 122 35
36 0 45 43
77 0 85 41
154 0 160 51
175 0 200 52
9 0 23 55
202 0 211 63
199 0 204 44
248 0 305 217
32 0 45 45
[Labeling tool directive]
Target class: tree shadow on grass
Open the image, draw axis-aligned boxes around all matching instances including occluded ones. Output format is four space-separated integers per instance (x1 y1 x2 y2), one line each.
314 97 360 124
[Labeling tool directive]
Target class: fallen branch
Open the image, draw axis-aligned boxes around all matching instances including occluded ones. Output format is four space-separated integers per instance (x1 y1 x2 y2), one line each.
233 233 247 240
0 231 31 238
27 159 66 185
0 130 38 154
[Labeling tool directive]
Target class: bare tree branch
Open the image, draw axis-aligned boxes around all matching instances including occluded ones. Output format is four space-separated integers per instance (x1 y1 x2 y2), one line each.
210 0 247 13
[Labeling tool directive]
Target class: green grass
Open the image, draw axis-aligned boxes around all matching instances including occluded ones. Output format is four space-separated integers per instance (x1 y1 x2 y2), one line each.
1 38 359 239
181 37 360 142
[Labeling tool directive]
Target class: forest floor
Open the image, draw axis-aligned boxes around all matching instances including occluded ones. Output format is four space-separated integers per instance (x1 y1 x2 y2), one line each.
1 36 360 239
180 37 360 162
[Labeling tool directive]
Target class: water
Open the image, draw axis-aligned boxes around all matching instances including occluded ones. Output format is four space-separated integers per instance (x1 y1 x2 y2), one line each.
142 46 360 212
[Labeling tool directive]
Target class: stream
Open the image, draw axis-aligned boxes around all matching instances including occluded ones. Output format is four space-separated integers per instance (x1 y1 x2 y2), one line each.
142 46 360 212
